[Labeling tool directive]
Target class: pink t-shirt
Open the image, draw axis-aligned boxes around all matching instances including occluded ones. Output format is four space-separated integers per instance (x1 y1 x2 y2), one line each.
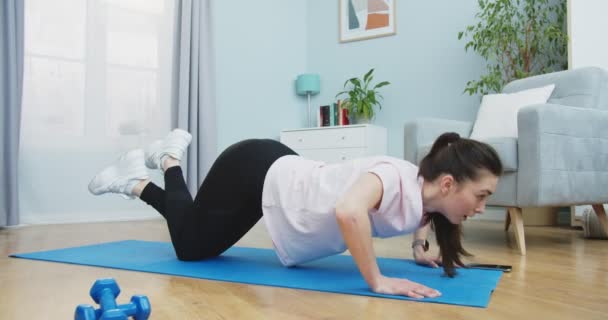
261 155 424 266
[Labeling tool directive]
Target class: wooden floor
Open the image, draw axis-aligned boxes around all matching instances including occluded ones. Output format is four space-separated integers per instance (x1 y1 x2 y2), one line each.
1 219 607 319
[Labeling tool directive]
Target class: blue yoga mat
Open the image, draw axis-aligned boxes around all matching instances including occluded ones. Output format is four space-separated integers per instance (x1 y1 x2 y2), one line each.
11 240 502 308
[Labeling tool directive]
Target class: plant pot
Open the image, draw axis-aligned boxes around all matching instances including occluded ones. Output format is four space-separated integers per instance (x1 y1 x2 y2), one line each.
350 114 373 124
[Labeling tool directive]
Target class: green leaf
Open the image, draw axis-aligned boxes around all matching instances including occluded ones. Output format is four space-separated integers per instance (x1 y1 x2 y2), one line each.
335 90 348 98
350 78 362 88
336 68 389 119
363 69 374 83
458 0 566 96
373 81 390 89
343 77 357 88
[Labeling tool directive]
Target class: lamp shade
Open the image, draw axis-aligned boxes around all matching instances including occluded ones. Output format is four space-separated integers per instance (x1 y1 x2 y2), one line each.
296 74 320 95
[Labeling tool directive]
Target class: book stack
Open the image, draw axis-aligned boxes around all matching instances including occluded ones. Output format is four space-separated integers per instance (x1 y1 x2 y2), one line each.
318 100 350 127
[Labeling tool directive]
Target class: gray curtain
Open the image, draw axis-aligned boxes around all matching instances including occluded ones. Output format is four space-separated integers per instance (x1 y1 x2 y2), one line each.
173 0 217 194
0 1 24 227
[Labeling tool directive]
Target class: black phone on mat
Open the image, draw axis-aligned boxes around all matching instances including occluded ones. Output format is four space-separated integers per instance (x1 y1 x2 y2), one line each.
467 263 512 272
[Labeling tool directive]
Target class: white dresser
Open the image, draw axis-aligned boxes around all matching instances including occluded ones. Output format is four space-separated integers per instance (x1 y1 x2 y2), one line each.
280 124 387 162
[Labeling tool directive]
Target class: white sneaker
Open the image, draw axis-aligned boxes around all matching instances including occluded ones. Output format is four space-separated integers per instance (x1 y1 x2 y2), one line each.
88 149 149 199
144 128 192 170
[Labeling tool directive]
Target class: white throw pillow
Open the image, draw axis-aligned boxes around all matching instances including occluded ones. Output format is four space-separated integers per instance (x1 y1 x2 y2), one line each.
469 84 555 140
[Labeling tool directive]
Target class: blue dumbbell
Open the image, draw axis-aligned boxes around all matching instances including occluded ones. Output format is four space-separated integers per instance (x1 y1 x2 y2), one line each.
75 304 98 320
74 278 151 320
74 307 128 320
111 295 151 320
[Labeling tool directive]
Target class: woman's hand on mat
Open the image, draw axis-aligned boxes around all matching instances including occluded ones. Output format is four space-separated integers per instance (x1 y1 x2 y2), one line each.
413 247 441 268
372 275 441 299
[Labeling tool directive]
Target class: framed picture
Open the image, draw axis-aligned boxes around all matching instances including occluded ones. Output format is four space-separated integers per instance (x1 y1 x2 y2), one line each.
339 0 396 43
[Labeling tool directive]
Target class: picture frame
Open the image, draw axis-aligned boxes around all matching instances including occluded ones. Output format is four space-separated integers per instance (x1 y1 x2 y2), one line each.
339 0 396 43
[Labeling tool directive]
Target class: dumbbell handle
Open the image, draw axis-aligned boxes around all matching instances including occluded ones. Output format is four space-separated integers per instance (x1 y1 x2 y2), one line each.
116 302 137 316
100 298 150 320
99 308 128 320
99 288 118 310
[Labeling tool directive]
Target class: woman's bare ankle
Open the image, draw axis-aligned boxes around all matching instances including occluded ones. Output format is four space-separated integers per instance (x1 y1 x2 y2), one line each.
162 156 180 171
132 179 151 197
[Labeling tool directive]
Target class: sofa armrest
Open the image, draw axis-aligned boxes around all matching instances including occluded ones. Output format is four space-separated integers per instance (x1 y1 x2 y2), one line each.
404 118 473 163
517 104 608 206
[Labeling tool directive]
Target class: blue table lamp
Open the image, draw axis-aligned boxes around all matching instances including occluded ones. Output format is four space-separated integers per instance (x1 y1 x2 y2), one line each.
296 74 320 127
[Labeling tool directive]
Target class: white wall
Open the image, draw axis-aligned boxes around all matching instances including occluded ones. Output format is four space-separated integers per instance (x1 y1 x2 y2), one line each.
568 0 608 70
212 0 308 149
306 0 486 157
211 1 487 157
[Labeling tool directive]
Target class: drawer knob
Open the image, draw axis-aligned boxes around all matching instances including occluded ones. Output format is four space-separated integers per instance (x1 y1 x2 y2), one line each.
298 138 303 142
341 156 347 160
341 136 346 140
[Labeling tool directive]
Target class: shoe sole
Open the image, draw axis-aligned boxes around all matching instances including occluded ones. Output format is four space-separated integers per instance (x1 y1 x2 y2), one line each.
88 149 147 195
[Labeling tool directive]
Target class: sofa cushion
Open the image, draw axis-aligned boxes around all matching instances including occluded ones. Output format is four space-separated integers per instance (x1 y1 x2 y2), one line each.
416 137 518 172
503 67 608 111
469 84 555 140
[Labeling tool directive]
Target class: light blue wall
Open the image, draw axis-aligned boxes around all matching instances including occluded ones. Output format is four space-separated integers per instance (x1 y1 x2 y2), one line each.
212 1 308 150
212 1 486 157
306 1 485 157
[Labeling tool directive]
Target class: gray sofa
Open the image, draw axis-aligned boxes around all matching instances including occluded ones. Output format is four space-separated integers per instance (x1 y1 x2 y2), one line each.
404 67 608 254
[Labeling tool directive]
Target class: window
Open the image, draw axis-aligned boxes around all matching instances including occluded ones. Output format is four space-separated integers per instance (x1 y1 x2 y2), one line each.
20 0 176 223
22 0 174 141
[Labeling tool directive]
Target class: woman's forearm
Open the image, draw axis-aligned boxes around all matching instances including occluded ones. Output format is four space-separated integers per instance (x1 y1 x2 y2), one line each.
336 207 381 289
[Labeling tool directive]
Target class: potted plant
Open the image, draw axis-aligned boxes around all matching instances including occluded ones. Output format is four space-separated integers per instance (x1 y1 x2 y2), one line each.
458 0 568 95
336 68 390 124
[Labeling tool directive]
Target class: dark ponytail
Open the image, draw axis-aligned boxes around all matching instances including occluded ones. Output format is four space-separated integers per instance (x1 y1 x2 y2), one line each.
418 132 502 277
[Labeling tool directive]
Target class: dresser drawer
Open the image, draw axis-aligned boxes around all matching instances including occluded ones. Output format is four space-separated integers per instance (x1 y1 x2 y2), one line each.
297 147 367 162
280 127 366 149
280 125 387 163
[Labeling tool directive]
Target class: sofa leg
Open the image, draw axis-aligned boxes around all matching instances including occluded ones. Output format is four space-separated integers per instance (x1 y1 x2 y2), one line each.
591 204 608 236
504 210 511 231
507 207 526 255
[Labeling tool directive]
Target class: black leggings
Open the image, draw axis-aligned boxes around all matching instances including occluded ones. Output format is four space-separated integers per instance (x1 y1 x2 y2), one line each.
139 139 297 261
